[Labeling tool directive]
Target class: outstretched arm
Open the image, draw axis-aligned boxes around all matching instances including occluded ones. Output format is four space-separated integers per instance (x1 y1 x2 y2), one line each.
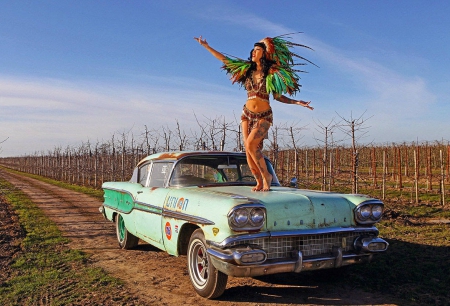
274 94 314 110
194 36 226 63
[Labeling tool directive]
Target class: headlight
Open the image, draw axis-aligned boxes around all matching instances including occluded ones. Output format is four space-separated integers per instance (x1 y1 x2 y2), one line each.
360 206 372 219
250 208 265 225
228 204 266 231
371 205 383 220
231 208 249 227
354 201 384 224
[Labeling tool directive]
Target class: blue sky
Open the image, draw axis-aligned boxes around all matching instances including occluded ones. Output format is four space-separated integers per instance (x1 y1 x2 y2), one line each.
1 0 449 156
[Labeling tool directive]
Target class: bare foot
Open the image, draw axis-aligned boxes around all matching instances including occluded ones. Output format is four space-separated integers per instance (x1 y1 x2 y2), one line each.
252 179 263 191
261 173 272 191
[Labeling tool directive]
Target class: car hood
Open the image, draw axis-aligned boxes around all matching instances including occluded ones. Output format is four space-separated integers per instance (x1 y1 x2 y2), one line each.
198 186 375 230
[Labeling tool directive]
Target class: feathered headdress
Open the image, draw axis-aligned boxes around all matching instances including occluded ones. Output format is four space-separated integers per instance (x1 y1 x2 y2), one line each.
222 32 317 96
258 33 317 69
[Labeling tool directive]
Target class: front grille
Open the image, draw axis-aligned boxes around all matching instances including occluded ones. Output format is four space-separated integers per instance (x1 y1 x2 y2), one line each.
228 232 368 259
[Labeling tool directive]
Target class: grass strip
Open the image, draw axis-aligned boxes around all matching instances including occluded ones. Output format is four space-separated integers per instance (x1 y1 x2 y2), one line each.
0 177 140 305
0 166 104 201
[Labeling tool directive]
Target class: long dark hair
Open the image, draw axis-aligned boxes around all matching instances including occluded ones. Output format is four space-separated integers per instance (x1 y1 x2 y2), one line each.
245 46 275 79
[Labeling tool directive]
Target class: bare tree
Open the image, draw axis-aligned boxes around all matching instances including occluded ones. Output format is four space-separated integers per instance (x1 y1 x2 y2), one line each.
161 125 172 151
175 120 188 151
141 125 159 155
193 113 209 150
207 116 220 150
267 124 281 172
313 118 339 191
336 110 373 193
285 121 308 179
219 117 227 151
0 137 9 154
194 114 234 151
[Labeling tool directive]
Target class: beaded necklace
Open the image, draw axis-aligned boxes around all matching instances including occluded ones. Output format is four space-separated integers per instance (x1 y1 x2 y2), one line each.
246 71 269 101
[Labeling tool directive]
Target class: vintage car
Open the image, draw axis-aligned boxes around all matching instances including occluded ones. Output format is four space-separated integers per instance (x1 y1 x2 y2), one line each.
99 151 388 299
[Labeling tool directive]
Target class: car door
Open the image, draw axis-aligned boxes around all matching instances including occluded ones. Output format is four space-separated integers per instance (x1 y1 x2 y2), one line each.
133 161 173 251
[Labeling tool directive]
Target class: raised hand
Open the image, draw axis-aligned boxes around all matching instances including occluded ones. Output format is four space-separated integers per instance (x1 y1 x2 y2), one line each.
194 35 208 47
296 100 314 110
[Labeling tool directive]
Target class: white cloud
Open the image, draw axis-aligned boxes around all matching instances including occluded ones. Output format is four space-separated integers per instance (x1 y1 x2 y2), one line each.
0 75 245 156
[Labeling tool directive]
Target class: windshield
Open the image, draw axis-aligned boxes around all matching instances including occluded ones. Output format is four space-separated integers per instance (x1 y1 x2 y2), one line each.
169 154 279 187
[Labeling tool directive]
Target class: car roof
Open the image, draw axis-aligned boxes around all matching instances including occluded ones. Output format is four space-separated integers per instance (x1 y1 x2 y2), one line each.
137 151 247 166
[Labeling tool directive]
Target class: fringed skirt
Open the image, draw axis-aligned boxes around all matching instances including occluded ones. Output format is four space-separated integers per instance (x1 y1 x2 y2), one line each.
241 105 273 150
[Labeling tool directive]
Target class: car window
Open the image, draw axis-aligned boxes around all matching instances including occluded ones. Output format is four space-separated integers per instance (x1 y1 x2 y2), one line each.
172 163 221 185
170 155 260 186
138 163 151 186
148 162 173 187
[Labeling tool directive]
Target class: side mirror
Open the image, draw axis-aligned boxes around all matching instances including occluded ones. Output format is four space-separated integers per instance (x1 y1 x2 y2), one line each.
289 177 298 188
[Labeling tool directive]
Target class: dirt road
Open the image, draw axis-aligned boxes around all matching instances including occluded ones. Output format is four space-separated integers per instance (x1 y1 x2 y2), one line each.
0 169 397 305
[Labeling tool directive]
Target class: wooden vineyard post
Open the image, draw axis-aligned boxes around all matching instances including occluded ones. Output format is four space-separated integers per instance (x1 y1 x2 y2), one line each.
447 145 450 183
382 150 386 200
328 152 333 191
441 150 445 205
414 149 419 204
295 149 299 179
305 150 309 180
313 150 316 180
353 150 359 194
372 147 377 187
417 144 420 183
322 148 326 191
398 147 403 190
427 146 432 191
404 146 409 178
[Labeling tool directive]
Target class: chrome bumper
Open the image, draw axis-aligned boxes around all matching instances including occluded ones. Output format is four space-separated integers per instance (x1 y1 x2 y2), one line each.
207 236 388 278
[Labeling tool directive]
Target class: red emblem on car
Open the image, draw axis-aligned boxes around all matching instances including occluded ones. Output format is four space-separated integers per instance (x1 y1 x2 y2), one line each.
165 222 172 240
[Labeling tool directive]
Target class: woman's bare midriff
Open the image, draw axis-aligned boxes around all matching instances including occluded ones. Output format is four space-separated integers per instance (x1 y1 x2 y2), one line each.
246 98 270 112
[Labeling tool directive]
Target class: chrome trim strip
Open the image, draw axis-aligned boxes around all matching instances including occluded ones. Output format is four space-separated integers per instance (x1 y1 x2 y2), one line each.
228 203 266 211
102 203 132 214
211 226 380 248
207 248 234 262
134 201 163 214
360 199 384 205
293 250 303 273
332 246 343 268
163 209 215 225
208 251 374 277
269 226 379 237
103 187 135 196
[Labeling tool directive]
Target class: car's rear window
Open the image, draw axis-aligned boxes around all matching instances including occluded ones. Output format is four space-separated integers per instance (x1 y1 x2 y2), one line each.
170 155 255 186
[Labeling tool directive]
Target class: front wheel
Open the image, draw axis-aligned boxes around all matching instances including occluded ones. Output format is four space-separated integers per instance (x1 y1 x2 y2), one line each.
187 229 228 299
115 214 139 249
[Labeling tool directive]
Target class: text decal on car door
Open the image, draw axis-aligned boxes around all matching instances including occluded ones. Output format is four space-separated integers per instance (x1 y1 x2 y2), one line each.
165 196 189 211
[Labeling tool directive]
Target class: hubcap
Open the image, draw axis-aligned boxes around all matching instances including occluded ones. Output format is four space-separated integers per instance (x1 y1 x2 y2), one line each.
190 239 209 287
118 215 125 241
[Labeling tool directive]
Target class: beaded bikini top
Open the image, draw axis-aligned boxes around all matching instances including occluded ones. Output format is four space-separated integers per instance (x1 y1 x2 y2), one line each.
245 73 269 102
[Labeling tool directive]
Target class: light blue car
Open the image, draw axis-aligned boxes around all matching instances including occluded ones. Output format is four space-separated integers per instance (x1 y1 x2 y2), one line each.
100 151 388 299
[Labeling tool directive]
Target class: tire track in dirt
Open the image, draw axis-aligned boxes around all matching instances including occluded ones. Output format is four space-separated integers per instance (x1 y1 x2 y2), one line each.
0 169 398 305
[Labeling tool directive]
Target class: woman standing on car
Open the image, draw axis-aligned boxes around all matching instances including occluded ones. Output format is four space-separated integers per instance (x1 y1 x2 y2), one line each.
195 34 315 191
